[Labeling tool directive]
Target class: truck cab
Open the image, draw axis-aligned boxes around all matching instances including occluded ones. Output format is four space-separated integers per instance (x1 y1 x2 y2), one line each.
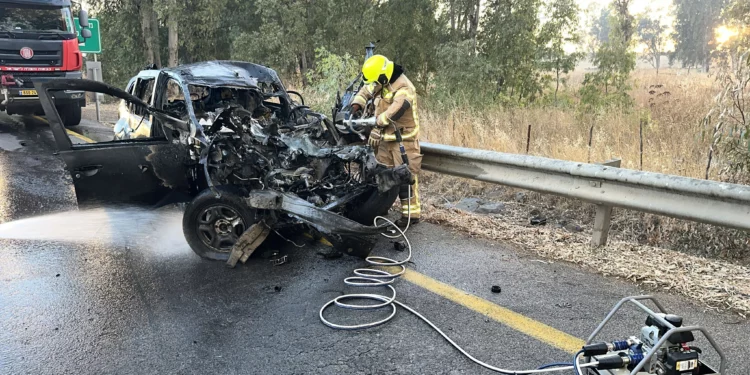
0 0 90 126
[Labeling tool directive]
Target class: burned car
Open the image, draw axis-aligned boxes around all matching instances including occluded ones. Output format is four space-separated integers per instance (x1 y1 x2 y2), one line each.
35 61 410 263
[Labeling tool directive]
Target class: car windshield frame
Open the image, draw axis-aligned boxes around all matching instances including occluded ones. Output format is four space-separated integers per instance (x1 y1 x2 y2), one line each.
0 4 74 34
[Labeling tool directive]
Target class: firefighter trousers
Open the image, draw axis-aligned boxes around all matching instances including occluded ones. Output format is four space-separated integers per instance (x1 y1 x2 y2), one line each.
376 139 422 219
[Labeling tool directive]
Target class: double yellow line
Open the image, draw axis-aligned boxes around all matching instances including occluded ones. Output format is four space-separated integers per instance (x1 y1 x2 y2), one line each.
32 115 94 144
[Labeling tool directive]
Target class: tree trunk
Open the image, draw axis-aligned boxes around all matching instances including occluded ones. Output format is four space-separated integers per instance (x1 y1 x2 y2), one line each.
655 54 660 75
299 50 309 86
555 68 560 104
449 0 455 32
139 0 156 65
138 0 161 67
469 0 480 54
150 9 162 67
168 12 178 67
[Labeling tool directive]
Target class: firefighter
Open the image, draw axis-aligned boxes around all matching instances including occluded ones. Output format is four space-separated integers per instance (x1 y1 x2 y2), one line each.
350 55 422 227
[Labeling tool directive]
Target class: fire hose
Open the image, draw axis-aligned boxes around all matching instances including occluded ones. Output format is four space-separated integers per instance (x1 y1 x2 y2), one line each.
318 209 602 374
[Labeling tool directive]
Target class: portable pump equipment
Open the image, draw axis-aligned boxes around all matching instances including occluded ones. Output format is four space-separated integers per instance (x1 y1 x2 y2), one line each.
579 296 725 375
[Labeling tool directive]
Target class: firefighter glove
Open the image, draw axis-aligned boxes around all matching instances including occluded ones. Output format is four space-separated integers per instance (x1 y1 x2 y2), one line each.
368 127 381 149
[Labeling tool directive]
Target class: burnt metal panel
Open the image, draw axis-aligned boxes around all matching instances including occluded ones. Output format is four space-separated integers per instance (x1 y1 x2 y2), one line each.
57 142 190 206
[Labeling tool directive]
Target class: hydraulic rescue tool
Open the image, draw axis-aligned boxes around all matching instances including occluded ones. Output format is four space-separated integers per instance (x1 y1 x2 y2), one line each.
579 296 724 375
336 116 410 166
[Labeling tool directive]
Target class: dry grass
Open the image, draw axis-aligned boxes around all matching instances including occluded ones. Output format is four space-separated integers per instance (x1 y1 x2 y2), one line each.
416 69 750 266
420 69 717 179
424 204 750 317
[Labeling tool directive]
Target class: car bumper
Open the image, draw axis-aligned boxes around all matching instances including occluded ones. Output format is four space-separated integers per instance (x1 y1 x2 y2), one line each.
0 71 86 112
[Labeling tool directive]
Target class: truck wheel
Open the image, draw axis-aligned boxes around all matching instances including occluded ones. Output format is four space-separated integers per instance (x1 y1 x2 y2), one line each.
182 187 257 261
346 186 399 226
58 103 82 127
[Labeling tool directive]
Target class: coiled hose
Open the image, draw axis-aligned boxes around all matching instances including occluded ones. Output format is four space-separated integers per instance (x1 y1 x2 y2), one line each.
318 190 599 374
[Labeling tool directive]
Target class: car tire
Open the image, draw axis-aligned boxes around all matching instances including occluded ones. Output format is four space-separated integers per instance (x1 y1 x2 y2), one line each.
346 186 399 226
182 187 257 261
58 103 82 127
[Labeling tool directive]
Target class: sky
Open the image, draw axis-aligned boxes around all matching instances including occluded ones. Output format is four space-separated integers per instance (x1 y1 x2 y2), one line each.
577 0 673 15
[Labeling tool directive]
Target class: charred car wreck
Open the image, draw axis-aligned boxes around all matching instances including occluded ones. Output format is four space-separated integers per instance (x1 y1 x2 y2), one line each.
35 61 411 264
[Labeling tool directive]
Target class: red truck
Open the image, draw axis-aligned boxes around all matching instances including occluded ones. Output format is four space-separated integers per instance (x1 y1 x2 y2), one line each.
0 0 90 126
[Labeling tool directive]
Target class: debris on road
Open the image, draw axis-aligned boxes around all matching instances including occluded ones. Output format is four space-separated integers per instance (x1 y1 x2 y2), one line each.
530 215 547 225
393 240 407 251
270 254 288 266
491 285 502 293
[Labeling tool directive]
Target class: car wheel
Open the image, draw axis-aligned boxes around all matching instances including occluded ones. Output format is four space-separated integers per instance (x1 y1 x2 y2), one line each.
58 103 82 127
182 187 257 261
346 186 399 226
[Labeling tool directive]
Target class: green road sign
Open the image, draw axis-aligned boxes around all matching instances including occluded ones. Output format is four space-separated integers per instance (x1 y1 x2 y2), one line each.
74 18 101 54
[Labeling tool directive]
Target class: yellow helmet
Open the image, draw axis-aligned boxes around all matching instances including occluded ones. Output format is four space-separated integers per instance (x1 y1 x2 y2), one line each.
362 55 394 85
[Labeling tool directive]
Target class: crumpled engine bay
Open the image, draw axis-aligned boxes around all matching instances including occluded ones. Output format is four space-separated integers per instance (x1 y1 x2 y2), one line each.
188 85 410 228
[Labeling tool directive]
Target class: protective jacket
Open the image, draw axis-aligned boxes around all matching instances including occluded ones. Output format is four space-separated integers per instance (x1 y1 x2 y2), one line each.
351 74 420 144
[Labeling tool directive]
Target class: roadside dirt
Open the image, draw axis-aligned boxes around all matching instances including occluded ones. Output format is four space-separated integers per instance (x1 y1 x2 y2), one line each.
423 205 750 316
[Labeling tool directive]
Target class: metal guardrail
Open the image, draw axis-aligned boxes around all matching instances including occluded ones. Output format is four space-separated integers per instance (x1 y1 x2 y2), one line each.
421 142 750 246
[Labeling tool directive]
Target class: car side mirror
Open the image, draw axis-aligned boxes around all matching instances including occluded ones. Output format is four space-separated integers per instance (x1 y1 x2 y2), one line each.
81 28 92 39
78 10 90 28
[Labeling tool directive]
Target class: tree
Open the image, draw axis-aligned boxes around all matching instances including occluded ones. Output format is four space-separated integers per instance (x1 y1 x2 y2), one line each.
538 0 584 103
372 0 444 90
580 0 636 109
585 6 611 57
442 0 481 50
672 0 727 72
703 0 750 180
479 0 544 102
637 13 669 74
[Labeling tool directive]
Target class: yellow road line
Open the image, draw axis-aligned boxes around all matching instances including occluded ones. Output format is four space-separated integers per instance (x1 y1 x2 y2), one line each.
32 115 94 144
66 129 95 144
402 269 584 354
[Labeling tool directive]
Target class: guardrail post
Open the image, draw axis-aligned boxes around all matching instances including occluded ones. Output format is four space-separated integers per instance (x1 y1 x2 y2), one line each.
591 159 621 247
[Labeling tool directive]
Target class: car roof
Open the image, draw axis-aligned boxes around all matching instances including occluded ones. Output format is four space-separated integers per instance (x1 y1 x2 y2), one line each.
158 61 284 90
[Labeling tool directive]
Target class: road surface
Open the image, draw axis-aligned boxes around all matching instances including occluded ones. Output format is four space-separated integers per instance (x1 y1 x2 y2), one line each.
1 113 748 374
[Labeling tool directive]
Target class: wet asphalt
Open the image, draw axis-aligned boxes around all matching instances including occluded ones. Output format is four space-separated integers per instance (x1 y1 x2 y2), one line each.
1 114 749 375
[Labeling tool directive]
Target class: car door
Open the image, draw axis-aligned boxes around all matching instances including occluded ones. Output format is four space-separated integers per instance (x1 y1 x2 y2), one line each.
35 78 191 207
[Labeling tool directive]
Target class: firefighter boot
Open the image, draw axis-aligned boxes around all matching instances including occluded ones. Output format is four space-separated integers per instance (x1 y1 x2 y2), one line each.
396 175 421 227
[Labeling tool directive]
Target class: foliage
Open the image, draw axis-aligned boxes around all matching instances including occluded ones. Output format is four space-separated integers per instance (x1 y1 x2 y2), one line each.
580 0 636 113
538 0 584 103
704 52 750 180
88 0 594 109
672 0 727 71
704 2 750 180
479 0 544 102
584 6 611 57
90 0 144 88
637 13 669 73
304 48 360 112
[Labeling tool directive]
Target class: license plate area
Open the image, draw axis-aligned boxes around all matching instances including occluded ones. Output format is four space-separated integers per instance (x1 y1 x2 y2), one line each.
19 89 37 96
